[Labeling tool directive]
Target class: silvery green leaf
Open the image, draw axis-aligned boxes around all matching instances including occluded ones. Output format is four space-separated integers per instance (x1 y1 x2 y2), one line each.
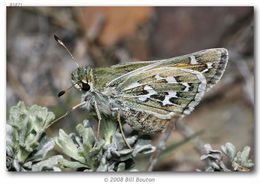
32 155 64 172
200 154 208 161
7 101 55 164
101 119 118 145
96 155 108 172
8 101 55 132
119 149 133 155
96 165 108 172
221 142 236 160
23 161 32 169
84 140 104 169
110 150 121 158
82 141 103 162
209 161 220 170
53 167 62 171
30 136 55 162
240 146 251 162
133 139 155 157
126 135 138 146
112 133 126 150
84 169 95 172
112 132 137 150
133 144 155 157
117 162 126 172
108 163 116 172
6 125 15 157
205 166 215 172
117 149 133 161
8 101 28 130
69 133 82 147
58 158 89 170
12 158 22 171
88 139 104 156
16 146 31 163
76 123 95 150
29 104 55 130
55 129 85 163
234 146 254 169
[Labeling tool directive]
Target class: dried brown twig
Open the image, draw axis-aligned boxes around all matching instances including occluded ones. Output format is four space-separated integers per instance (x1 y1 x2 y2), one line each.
146 117 179 171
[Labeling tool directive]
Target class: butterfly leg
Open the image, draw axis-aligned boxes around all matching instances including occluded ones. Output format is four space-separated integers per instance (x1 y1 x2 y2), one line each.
93 100 102 148
117 111 133 150
46 101 86 129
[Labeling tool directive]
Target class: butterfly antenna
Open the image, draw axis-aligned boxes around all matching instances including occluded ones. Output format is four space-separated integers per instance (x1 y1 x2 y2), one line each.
54 34 79 68
57 80 80 97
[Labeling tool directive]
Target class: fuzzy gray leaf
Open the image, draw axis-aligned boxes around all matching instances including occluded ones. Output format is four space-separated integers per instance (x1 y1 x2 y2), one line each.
76 123 95 150
58 158 89 170
101 119 118 145
233 146 254 170
133 139 155 157
221 142 236 160
30 136 55 162
7 101 55 164
55 129 85 163
117 162 126 172
6 124 15 157
32 155 64 172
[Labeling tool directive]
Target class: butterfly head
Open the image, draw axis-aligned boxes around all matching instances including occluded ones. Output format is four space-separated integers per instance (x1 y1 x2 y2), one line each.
71 67 91 92
54 34 92 97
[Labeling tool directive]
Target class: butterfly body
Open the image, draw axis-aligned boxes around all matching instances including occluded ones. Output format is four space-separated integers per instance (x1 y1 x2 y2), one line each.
70 48 228 134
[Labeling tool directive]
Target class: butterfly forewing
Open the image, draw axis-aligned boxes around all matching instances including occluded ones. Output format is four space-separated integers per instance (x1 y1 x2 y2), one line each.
103 48 228 91
153 48 228 91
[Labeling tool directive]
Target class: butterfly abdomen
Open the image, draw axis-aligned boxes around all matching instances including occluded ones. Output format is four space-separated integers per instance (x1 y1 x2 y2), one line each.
123 109 170 134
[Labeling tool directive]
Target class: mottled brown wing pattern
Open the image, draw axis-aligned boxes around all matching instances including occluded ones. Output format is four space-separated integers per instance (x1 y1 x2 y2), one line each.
101 48 228 134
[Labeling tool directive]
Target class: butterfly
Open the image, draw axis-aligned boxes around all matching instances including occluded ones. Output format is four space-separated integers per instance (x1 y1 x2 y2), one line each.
49 35 228 149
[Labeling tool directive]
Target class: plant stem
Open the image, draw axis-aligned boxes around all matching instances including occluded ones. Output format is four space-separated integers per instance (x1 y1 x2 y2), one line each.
146 117 178 171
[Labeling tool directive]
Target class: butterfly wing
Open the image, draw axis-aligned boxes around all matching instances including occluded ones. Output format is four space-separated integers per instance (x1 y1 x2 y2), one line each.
104 48 228 116
105 48 228 91
98 48 228 134
112 66 207 117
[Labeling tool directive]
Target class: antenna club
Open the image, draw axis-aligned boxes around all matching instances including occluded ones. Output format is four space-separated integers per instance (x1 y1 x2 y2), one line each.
54 34 61 43
58 90 66 97
54 34 59 41
53 34 80 68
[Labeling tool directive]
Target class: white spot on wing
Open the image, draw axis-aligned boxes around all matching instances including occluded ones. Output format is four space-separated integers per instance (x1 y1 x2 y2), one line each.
166 76 177 83
123 82 141 91
162 91 178 106
155 74 163 80
155 74 177 83
138 85 157 102
182 82 190 92
207 62 213 68
190 55 198 64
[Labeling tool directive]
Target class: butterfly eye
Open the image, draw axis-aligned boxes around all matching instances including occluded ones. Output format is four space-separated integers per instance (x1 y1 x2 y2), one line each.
81 81 90 91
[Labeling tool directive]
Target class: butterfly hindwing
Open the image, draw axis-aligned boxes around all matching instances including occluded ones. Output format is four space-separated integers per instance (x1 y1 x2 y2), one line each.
112 67 207 119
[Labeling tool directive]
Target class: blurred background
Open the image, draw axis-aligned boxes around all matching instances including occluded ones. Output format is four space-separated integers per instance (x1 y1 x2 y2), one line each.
6 7 254 171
